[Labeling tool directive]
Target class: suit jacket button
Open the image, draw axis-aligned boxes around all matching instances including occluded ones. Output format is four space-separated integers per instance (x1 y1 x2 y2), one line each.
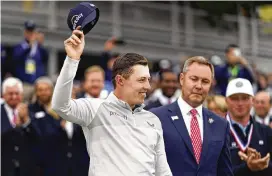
14 146 19 151
67 152 72 158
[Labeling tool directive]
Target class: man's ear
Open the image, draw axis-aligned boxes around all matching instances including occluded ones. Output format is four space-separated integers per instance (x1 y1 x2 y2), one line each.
179 73 184 87
116 75 124 86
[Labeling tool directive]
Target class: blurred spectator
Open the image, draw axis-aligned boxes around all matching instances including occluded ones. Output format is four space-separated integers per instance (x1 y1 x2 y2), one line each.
172 55 189 75
206 95 228 118
28 77 89 176
144 73 159 105
36 29 49 75
72 80 82 99
268 73 272 88
101 37 121 93
255 72 272 93
29 76 58 120
1 45 7 78
253 91 272 127
1 45 13 80
1 77 40 176
158 59 172 71
78 65 108 99
214 44 255 96
1 44 7 63
12 20 48 102
145 70 179 110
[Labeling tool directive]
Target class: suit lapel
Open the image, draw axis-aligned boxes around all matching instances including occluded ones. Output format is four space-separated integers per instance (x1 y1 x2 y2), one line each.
168 102 195 157
199 109 212 165
1 104 13 132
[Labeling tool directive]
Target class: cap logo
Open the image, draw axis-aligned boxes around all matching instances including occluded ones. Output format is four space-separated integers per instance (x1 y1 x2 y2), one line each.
71 13 83 30
235 81 243 87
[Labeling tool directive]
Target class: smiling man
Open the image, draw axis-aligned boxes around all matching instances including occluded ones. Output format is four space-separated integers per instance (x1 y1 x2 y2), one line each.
145 70 179 110
52 27 172 176
150 56 233 176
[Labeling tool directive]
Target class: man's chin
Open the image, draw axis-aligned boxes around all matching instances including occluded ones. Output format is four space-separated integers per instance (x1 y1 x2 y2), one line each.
135 98 144 105
190 98 204 106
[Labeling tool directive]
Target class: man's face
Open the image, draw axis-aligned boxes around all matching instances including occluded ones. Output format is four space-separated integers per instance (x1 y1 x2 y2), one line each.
160 72 178 98
258 75 268 89
84 72 104 98
180 62 212 107
226 48 239 65
36 83 53 104
253 92 271 118
121 65 151 106
3 86 23 109
226 94 253 119
24 30 36 41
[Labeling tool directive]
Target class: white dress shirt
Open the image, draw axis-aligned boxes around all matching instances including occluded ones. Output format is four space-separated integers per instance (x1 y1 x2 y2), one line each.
255 115 271 126
177 96 204 141
64 121 74 139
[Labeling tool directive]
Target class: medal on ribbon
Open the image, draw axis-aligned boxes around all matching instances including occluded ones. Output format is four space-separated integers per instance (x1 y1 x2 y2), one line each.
226 114 253 152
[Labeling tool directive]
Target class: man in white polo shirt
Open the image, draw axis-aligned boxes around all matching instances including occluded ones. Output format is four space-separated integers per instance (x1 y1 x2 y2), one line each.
52 27 172 176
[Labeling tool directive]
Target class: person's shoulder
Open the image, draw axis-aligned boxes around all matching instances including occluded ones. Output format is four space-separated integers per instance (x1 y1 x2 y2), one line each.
141 109 163 130
1 103 5 110
149 103 172 114
144 99 161 110
85 97 106 104
215 63 228 69
79 97 106 110
14 40 27 48
254 121 272 135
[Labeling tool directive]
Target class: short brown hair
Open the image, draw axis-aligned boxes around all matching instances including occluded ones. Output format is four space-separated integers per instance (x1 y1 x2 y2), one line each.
112 53 148 88
183 56 214 78
84 65 105 78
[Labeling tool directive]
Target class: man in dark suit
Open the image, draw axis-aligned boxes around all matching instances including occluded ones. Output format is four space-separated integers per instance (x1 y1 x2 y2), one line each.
150 56 233 176
1 77 40 176
225 78 272 176
28 76 89 176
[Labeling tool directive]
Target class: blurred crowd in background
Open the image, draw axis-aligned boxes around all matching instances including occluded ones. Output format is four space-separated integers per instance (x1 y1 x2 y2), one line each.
1 1 272 176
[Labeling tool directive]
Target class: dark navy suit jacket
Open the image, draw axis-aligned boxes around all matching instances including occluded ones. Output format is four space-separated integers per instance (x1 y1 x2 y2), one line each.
150 101 233 176
1 104 40 176
28 102 89 176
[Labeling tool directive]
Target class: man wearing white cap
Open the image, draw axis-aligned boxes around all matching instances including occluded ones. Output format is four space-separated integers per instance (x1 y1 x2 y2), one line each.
225 78 272 176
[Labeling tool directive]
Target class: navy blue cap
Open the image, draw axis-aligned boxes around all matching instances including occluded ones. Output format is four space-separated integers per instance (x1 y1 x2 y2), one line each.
67 2 99 35
24 20 36 31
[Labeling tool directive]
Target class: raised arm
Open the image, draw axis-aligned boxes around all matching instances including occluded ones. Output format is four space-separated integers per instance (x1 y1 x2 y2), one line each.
52 27 101 127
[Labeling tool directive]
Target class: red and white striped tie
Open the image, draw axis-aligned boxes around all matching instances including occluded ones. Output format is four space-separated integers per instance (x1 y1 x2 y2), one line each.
190 109 202 164
12 110 17 126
